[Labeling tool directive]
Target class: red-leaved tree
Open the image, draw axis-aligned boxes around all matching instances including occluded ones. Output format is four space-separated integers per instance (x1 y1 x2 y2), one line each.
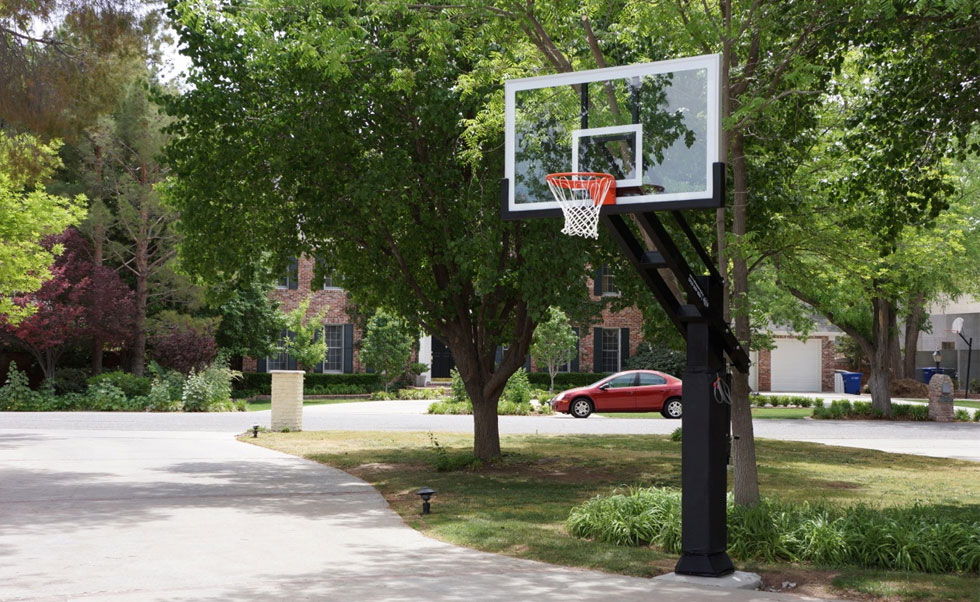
0 229 136 380
150 324 218 375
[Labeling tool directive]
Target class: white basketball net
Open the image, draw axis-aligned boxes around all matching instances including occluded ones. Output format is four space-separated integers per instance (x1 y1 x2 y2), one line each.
545 173 614 239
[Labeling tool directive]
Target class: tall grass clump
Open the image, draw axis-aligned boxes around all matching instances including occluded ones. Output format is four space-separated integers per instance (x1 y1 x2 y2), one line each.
566 487 980 574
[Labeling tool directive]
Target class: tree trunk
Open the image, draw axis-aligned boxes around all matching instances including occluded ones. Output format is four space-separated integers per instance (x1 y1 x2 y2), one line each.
729 133 760 506
889 309 903 380
131 185 150 376
132 281 147 376
454 344 505 460
869 296 894 416
903 292 926 378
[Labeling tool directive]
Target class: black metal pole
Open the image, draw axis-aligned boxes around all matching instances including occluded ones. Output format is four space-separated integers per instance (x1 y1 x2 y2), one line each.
674 275 734 577
959 333 972 399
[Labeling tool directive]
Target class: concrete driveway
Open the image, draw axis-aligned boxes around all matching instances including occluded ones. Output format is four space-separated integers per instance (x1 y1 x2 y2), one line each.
0 427 828 602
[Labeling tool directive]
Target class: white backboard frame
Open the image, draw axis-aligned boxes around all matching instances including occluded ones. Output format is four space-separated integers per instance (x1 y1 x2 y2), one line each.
503 53 723 219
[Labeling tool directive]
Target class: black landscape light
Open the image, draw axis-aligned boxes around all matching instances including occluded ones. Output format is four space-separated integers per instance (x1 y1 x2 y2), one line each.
416 486 436 515
252 424 260 438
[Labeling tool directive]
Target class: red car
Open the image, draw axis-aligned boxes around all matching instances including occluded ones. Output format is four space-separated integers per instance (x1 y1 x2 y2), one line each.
550 370 683 419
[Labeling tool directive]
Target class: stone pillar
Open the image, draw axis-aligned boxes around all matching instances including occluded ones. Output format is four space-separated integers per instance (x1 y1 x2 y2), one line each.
927 374 954 422
270 370 304 431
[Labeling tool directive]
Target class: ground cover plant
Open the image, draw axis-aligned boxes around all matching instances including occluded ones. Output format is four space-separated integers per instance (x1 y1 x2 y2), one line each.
428 368 553 416
0 359 244 412
567 488 979 573
246 431 980 601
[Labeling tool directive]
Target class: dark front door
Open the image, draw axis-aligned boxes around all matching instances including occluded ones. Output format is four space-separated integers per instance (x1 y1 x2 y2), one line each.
431 338 454 378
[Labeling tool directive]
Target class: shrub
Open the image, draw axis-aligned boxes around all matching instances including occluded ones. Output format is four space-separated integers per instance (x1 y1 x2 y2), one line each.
566 487 980 574
0 362 46 411
428 399 472 414
526 372 610 388
396 388 444 400
954 409 971 421
410 362 428 376
450 367 468 403
670 427 682 442
87 371 151 399
145 378 183 412
307 384 371 396
531 388 551 401
50 368 89 395
234 372 382 395
974 409 980 422
751 395 767 408
369 391 396 401
182 360 241 412
503 368 532 404
626 342 685 377
86 381 141 411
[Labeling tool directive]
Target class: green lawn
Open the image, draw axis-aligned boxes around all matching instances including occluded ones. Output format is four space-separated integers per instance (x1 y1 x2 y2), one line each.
245 397 374 412
597 407 812 419
246 430 980 601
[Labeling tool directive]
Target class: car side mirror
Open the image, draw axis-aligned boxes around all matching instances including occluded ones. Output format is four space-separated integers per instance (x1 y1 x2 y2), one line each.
598 384 610 390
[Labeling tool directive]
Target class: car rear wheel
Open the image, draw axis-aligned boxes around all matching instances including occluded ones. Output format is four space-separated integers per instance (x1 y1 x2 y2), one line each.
661 397 683 419
570 397 594 419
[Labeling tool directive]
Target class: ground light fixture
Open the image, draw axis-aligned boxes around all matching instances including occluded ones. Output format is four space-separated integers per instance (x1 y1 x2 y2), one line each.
252 425 260 438
416 486 436 515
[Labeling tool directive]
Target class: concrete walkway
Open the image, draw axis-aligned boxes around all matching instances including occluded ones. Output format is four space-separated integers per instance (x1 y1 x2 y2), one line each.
0 428 834 602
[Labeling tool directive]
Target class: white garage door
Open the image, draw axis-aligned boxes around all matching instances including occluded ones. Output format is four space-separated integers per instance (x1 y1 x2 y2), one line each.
770 339 822 392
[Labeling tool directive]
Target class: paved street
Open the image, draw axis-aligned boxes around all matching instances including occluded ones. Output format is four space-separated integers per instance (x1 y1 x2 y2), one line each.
0 427 831 602
3 399 978 461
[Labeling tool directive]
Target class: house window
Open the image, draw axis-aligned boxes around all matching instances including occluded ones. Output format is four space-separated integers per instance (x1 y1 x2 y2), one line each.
595 265 619 296
278 258 298 290
601 268 618 296
320 324 344 373
601 328 621 372
266 330 293 370
941 341 955 350
313 256 341 290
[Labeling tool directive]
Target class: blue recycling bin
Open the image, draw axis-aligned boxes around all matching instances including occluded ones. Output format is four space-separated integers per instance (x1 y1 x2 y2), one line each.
840 371 862 394
921 367 938 383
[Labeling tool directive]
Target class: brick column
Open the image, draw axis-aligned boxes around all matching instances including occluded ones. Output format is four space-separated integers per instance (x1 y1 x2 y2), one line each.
927 374 954 422
270 370 304 431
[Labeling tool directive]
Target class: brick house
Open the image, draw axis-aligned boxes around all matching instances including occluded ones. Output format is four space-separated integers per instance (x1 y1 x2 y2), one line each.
242 256 363 374
246 256 642 380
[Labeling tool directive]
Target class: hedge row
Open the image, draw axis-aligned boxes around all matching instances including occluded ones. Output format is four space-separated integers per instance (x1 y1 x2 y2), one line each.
235 372 382 394
526 372 608 388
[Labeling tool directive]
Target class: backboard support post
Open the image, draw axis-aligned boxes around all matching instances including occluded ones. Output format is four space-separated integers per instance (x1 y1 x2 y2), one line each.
600 162 748 578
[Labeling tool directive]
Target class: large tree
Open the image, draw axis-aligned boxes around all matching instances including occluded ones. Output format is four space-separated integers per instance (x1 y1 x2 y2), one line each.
0 0 155 140
94 79 188 375
0 229 135 379
0 133 86 324
459 0 857 505
163 0 596 459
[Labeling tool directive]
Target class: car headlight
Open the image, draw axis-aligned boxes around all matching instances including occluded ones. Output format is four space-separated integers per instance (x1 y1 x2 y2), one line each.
554 391 566 401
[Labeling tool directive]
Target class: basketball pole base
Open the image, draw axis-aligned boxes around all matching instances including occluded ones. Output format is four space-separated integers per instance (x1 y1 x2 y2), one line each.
675 552 735 577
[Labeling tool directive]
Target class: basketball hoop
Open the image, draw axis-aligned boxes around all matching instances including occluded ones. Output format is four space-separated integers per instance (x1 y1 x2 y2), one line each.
545 172 616 239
